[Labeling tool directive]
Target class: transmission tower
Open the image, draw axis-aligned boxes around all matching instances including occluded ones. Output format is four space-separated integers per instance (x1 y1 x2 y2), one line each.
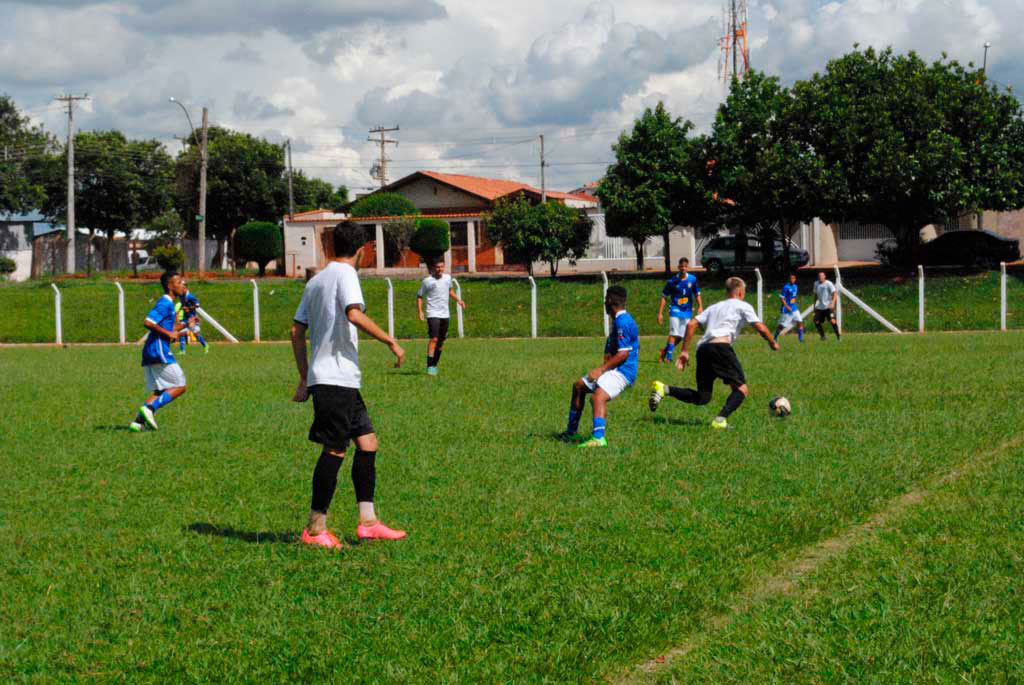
719 0 750 82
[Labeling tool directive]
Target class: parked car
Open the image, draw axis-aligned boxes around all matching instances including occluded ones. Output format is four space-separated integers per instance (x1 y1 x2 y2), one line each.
700 236 810 276
877 230 1020 268
131 250 160 270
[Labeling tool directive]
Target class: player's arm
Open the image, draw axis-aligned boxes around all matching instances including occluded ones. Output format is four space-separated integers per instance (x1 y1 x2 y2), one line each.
144 312 180 341
290 321 309 402
675 318 701 370
753 321 780 350
830 287 838 310
696 292 704 313
449 287 466 309
657 296 667 324
347 305 405 368
589 350 628 382
416 294 425 321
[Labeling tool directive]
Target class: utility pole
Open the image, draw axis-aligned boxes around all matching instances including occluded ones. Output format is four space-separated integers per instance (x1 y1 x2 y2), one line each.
368 125 399 188
539 134 547 203
731 0 738 79
979 41 992 231
198 107 208 277
55 94 89 274
286 139 294 219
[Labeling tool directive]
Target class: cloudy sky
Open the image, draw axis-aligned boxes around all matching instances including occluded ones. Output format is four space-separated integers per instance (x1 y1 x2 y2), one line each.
2 0 1019 194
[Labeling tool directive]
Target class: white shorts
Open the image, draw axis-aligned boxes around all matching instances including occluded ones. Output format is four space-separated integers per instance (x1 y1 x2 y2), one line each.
779 309 803 327
144 362 186 392
188 322 201 334
581 369 631 400
668 316 691 338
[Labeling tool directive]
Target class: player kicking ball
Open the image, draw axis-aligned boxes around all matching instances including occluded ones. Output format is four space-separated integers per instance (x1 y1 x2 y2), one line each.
774 273 804 342
129 271 188 432
657 257 703 363
416 257 465 375
560 285 639 448
649 276 778 429
291 221 407 550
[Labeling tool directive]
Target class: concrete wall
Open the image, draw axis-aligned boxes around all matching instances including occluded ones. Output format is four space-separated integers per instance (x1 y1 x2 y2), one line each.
395 178 487 211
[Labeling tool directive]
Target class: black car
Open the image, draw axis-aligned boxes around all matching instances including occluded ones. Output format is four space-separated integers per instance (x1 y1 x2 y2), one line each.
921 230 1019 267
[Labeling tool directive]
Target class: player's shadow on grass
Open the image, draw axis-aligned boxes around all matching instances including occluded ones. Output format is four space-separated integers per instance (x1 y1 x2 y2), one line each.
94 425 132 432
651 416 706 427
187 523 299 545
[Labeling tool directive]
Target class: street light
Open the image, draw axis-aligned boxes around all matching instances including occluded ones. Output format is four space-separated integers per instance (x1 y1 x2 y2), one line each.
169 97 208 277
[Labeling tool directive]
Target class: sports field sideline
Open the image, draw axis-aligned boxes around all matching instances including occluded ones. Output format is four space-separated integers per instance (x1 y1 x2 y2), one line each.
2 332 1022 681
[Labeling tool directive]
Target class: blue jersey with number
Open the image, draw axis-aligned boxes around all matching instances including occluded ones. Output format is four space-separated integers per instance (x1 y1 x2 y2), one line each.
604 310 639 384
180 292 200 321
662 274 700 318
142 294 177 366
780 283 799 314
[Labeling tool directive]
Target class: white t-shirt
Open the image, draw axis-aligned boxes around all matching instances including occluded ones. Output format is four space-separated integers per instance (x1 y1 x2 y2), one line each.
814 280 837 310
694 298 761 347
417 273 453 319
294 261 365 389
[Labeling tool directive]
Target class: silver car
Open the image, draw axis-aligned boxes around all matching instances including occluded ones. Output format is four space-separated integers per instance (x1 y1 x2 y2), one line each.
700 236 810 275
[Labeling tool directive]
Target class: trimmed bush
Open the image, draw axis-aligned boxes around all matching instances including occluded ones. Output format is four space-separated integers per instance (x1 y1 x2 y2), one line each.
152 245 185 272
349 192 417 218
0 256 16 278
410 219 450 259
235 221 283 277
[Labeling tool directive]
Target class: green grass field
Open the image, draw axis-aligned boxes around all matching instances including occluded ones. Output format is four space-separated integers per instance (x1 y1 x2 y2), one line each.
1 266 1022 343
1 332 1022 681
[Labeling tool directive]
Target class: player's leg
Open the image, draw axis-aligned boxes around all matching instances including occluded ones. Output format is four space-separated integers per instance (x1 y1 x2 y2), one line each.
665 318 684 361
814 310 826 340
654 345 714 412
562 376 591 439
711 347 747 428
797 322 805 342
773 323 784 340
426 318 439 373
192 321 209 351
302 385 348 548
430 318 449 369
349 390 405 540
579 371 628 447
829 310 841 339
135 365 186 430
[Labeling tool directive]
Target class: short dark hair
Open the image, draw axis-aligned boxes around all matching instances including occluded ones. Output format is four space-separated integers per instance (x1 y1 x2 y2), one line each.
332 221 367 257
678 257 689 266
606 285 627 308
160 271 178 292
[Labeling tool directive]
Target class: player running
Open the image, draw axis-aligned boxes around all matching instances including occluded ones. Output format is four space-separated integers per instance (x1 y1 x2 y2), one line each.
774 273 805 342
416 257 465 375
657 257 703 363
177 285 209 355
649 276 779 429
813 271 841 340
291 221 407 550
129 271 189 432
560 285 639 448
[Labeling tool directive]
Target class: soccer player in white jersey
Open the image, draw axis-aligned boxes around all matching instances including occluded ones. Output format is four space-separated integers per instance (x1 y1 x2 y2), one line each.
649 276 779 429
812 271 841 340
416 257 466 375
291 221 407 550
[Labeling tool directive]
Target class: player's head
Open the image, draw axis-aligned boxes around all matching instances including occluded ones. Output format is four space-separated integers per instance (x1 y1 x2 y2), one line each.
161 271 185 296
677 257 689 274
789 272 797 284
332 221 367 261
725 276 746 299
817 271 826 282
605 285 627 314
429 257 445 277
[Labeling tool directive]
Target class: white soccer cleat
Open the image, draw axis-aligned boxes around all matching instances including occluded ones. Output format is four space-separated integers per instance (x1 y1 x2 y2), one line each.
140 405 158 431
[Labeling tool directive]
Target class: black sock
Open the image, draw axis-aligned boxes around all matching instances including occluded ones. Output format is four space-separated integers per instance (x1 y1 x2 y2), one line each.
719 389 745 418
832 323 841 339
816 323 825 338
311 451 344 513
352 450 376 502
426 354 433 368
432 348 443 367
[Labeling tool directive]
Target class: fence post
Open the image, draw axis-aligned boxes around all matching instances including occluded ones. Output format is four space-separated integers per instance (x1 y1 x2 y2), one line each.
834 266 843 332
918 265 924 333
50 283 62 345
601 271 609 337
528 276 537 338
1001 262 1007 331
249 279 260 342
115 280 126 344
452 278 464 338
754 268 763 321
385 277 394 339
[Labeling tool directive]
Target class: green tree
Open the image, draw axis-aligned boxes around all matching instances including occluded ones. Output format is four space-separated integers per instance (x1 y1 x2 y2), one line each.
485 193 591 276
292 172 349 213
383 216 417 266
42 130 173 270
598 102 705 272
485 192 540 274
152 244 184 271
349 192 417 218
789 46 1024 265
409 218 450 259
0 95 57 216
235 220 283 276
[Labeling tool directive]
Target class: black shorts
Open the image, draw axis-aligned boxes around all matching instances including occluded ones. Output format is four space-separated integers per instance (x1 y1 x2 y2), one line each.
308 385 374 452
696 343 746 392
813 308 836 325
427 317 450 341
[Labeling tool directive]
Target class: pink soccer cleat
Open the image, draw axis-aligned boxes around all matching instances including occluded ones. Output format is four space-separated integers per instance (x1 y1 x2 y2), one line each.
300 529 344 550
356 522 407 541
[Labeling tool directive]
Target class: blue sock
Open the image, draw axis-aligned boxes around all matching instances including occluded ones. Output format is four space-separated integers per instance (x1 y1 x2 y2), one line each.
179 338 186 351
566 408 582 435
592 417 606 440
798 327 804 342
665 343 675 361
146 392 175 413
197 334 207 347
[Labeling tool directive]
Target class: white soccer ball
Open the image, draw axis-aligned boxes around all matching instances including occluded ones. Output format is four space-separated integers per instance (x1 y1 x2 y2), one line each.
769 396 791 417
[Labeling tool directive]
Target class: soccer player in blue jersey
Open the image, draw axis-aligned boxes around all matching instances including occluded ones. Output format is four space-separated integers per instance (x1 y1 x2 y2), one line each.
177 285 209 354
774 273 805 342
561 285 639 449
130 272 188 432
657 258 703 363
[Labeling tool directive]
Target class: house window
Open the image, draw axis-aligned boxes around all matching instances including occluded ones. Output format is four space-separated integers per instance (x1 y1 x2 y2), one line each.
433 186 438 195
450 221 468 246
301 236 307 246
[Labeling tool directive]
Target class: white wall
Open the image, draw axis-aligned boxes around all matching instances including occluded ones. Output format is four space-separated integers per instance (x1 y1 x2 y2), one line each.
396 178 487 211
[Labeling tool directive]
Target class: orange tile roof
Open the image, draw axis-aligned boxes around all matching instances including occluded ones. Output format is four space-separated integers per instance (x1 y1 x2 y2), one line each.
417 170 593 203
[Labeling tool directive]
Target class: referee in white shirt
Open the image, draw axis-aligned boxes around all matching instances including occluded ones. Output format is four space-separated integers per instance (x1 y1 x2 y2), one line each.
416 257 466 376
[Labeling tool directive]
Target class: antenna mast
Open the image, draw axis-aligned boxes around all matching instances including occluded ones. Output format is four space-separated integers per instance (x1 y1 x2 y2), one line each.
719 0 750 82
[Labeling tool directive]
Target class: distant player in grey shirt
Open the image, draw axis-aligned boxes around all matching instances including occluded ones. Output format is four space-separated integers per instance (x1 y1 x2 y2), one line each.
416 257 466 376
813 271 841 340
